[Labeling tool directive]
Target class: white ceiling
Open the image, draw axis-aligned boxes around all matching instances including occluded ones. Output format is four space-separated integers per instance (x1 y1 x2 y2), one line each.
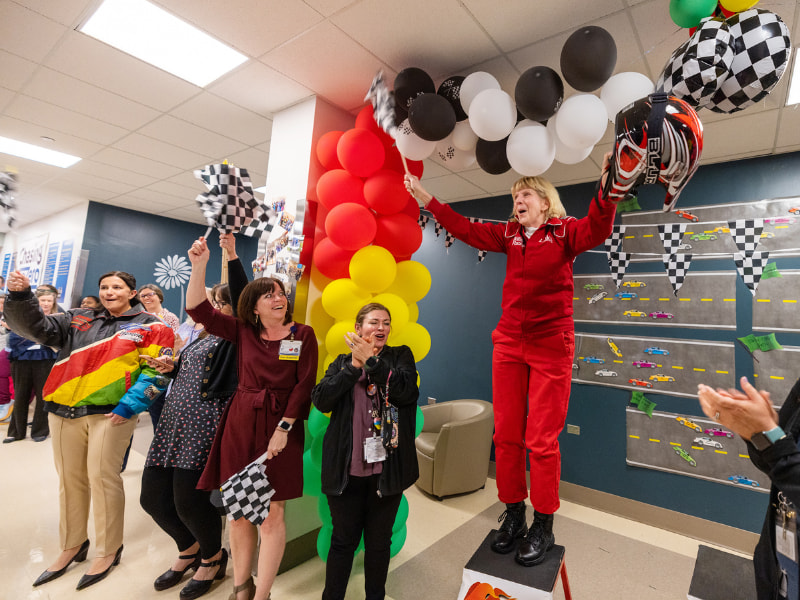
1 0 799 232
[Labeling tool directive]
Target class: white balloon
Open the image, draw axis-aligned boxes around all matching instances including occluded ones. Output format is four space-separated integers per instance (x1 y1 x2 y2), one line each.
554 94 608 149
468 89 517 142
600 72 655 122
452 120 478 151
434 139 477 170
460 71 500 115
546 115 594 164
506 120 555 176
395 118 435 161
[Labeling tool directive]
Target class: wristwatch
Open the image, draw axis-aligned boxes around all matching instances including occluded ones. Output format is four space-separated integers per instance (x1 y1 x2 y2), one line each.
365 356 380 370
750 426 786 451
276 419 293 432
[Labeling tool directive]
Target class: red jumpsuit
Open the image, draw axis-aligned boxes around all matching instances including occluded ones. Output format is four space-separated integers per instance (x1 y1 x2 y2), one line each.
426 190 616 513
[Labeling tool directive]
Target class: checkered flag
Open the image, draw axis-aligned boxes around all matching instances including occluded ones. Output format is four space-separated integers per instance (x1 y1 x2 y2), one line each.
605 225 626 254
734 251 770 296
419 214 429 229
728 218 764 256
657 17 734 108
365 71 397 138
194 164 260 234
434 220 443 237
662 253 693 296
240 207 278 240
477 250 487 263
658 223 687 256
706 9 791 114
445 231 455 249
219 451 275 525
608 252 632 288
0 170 17 228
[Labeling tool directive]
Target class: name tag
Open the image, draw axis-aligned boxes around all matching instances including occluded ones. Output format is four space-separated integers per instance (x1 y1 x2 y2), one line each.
279 340 302 361
364 436 387 463
777 522 798 562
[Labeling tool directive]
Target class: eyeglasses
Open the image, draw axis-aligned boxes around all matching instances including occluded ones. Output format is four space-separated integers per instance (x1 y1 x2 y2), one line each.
139 292 157 299
213 300 229 308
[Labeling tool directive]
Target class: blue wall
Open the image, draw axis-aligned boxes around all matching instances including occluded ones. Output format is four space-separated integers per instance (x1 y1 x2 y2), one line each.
82 201 260 315
416 151 800 533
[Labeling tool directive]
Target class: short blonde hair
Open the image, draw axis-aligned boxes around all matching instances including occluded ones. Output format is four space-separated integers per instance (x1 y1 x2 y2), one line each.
510 176 566 220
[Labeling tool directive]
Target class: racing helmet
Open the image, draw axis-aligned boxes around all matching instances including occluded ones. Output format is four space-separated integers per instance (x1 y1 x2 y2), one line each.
604 93 703 212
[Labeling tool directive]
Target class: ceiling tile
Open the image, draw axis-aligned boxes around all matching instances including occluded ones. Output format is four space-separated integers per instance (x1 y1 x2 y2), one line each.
138 115 249 159
701 110 780 160
776 105 800 148
208 60 313 116
458 168 520 197
158 204 208 224
13 0 90 26
90 147 184 179
0 49 37 91
0 1 66 62
112 133 214 170
0 114 103 157
71 159 157 187
419 173 485 202
171 92 272 146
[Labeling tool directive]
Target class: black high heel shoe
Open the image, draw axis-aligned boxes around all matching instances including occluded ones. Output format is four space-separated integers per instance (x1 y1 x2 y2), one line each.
33 539 90 587
154 551 201 591
179 548 228 600
76 545 122 590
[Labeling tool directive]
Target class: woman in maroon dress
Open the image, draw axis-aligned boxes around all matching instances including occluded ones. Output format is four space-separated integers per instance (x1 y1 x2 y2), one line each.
185 237 318 600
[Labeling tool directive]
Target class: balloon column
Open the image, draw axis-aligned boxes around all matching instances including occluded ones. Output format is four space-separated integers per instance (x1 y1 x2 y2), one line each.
307 106 431 561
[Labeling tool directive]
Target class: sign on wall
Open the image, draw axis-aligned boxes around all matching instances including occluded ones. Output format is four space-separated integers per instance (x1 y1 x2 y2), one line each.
16 233 49 288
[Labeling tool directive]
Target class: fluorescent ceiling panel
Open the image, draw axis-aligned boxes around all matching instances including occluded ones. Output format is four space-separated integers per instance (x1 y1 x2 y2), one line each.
0 136 82 168
79 0 248 87
786 48 800 106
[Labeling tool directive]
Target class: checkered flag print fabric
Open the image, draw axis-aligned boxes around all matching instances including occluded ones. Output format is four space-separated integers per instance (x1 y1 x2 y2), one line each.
706 9 791 114
662 253 693 296
0 170 17 228
194 164 260 233
658 223 688 256
728 218 764 256
445 231 455 249
419 214 429 229
604 225 626 254
365 71 397 138
434 220 443 237
734 251 770 296
477 250 487 263
219 452 275 525
608 252 632 288
240 207 278 240
657 16 734 108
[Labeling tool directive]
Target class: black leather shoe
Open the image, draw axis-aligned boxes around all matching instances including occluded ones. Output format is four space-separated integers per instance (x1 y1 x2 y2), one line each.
33 539 90 587
178 548 227 600
32 436 47 442
154 551 201 591
3 437 20 444
491 501 528 554
76 545 122 590
515 511 555 567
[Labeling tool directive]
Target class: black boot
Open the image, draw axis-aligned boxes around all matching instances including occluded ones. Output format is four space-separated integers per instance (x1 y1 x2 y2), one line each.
490 501 528 554
515 510 554 566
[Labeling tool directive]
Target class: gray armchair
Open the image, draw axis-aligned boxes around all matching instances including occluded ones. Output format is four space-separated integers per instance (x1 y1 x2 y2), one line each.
415 399 494 499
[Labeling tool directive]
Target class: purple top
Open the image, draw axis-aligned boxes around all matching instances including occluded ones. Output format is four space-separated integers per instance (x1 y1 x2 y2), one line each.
349 370 383 477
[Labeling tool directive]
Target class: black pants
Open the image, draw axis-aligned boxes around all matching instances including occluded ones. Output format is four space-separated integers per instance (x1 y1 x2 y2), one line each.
323 475 402 600
140 466 222 559
8 359 54 439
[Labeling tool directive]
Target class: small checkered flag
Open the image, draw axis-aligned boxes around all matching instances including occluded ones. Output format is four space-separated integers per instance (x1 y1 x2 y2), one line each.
658 223 687 256
477 250 487 263
240 207 278 240
734 250 770 296
705 9 791 114
0 170 17 228
657 16 734 108
608 252 632 288
445 231 455 249
605 225 626 255
662 253 693 296
194 164 260 235
365 71 397 138
219 451 275 525
419 214 429 230
728 219 764 256
434 220 443 237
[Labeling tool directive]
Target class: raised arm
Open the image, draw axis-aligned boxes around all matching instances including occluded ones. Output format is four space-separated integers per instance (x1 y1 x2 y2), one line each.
221 233 249 316
186 237 211 310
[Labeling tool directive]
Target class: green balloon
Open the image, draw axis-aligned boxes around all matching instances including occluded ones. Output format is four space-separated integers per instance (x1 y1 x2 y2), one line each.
390 525 407 557
414 405 424 438
392 494 409 533
317 495 332 526
302 450 322 496
669 0 717 28
310 434 324 468
308 406 330 438
317 525 333 562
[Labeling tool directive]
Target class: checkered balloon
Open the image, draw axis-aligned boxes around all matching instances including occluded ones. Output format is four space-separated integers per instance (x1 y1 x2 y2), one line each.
705 9 792 114
657 17 734 108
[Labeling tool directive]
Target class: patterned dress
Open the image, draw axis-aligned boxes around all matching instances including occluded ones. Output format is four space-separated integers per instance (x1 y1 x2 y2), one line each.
146 335 231 470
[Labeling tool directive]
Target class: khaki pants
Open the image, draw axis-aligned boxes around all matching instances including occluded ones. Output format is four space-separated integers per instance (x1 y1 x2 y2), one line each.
49 413 137 556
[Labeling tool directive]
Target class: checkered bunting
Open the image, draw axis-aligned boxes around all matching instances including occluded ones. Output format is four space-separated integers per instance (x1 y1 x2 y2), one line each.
662 253 693 296
604 225 626 264
434 220 443 237
419 214 429 229
194 164 260 234
706 9 791 114
658 223 688 255
444 231 455 249
477 250 487 263
728 218 764 256
240 207 278 240
219 452 275 525
608 252 632 288
734 251 770 296
657 16 734 108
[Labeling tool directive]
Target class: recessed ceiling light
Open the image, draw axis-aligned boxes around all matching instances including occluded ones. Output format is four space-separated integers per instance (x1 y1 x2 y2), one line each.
79 0 248 87
0 136 81 168
786 47 800 106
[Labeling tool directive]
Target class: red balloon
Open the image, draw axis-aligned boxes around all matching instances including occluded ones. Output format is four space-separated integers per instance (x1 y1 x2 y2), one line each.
383 148 425 179
325 203 378 250
316 131 343 170
355 106 395 147
316 169 366 211
374 213 423 257
400 195 421 221
364 170 407 215
337 129 385 178
313 237 355 280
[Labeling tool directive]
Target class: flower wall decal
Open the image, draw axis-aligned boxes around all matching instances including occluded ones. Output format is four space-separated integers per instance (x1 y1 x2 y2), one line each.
153 254 191 320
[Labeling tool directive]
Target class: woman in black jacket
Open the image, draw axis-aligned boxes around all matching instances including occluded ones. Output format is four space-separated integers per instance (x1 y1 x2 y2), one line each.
312 302 419 600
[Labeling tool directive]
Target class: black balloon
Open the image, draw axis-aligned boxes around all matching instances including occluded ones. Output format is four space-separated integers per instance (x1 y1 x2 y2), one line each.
394 67 435 110
560 26 617 92
476 136 511 175
515 66 564 122
408 93 457 142
437 76 468 121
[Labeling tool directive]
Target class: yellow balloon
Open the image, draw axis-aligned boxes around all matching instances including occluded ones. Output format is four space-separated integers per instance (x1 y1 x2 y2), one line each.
318 353 337 382
407 302 419 323
325 320 355 358
719 0 759 11
390 322 431 362
372 292 409 334
349 246 397 292
383 261 431 304
321 278 372 321
308 297 334 336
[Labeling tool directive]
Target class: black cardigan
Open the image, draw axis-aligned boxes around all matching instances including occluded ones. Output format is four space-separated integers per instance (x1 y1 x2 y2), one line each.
312 345 419 497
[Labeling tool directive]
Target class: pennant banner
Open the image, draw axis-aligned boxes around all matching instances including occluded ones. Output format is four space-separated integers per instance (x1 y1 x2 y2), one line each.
608 252 632 288
728 218 764 257
657 223 687 256
419 214 429 229
604 225 626 255
734 250 770 295
434 220 443 237
661 253 693 296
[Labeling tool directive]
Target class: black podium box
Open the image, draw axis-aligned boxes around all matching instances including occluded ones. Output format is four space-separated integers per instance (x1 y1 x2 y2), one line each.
457 530 565 600
687 545 756 600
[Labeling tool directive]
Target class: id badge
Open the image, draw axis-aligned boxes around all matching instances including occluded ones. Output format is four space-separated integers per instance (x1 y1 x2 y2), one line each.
776 518 798 562
279 340 302 361
364 436 387 463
